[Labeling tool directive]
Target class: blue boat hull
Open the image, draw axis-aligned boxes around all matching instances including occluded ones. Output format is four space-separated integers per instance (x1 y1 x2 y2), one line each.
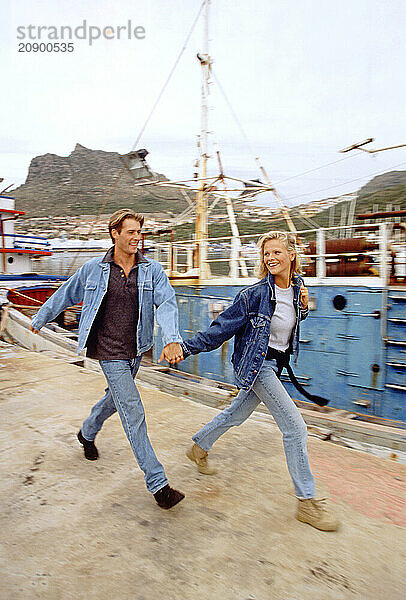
154 285 406 423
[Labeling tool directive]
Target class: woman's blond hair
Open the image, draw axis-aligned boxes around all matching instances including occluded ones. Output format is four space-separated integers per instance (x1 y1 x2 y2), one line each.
255 231 302 280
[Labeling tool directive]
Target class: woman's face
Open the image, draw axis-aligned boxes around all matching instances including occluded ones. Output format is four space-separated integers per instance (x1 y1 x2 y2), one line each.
263 239 295 280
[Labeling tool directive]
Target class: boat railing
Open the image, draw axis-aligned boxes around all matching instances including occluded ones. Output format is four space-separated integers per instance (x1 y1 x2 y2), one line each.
152 222 405 285
3 233 51 251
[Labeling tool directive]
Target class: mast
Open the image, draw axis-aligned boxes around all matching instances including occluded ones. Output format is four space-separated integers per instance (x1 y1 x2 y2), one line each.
195 0 211 277
255 159 297 233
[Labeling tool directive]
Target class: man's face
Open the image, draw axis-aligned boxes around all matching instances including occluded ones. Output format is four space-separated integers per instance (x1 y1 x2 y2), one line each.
112 218 142 256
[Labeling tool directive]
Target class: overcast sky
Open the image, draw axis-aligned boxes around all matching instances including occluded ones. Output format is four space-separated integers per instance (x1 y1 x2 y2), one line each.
1 0 406 208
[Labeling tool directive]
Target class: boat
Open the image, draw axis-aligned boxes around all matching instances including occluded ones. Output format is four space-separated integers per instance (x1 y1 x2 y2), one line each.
0 193 74 329
139 1 406 423
149 220 406 423
0 193 70 285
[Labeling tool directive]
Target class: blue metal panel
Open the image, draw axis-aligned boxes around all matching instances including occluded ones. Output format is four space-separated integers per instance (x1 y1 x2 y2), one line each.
299 314 349 354
152 284 405 422
345 321 384 391
382 387 406 422
284 349 350 408
348 387 385 417
385 291 406 419
387 291 406 316
385 362 406 387
154 285 237 384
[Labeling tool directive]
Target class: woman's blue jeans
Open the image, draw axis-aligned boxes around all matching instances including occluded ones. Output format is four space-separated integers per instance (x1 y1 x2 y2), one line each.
193 359 316 499
81 358 168 495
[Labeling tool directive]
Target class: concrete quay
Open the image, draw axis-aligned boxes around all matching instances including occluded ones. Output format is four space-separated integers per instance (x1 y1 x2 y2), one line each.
1 342 405 600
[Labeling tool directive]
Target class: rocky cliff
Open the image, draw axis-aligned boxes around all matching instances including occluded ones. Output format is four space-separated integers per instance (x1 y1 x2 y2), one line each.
12 143 190 218
11 144 406 224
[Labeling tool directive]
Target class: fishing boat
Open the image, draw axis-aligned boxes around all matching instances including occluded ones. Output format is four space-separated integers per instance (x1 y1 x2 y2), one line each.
0 193 69 288
0 194 75 336
135 1 405 423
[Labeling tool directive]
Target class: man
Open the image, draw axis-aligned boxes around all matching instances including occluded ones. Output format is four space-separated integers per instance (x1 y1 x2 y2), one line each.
31 209 185 509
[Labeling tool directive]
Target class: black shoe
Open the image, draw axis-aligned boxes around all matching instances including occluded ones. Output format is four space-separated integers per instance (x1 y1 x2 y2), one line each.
77 430 99 461
153 484 185 509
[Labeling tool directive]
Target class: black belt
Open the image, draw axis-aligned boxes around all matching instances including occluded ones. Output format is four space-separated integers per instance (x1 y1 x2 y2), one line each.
265 347 329 407
265 346 289 367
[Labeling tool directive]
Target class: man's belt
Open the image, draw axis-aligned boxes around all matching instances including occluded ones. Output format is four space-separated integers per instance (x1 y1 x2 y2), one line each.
265 347 329 407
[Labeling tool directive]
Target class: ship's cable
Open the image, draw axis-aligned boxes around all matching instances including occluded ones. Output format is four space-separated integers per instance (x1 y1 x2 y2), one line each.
285 161 406 203
213 69 365 187
65 1 206 275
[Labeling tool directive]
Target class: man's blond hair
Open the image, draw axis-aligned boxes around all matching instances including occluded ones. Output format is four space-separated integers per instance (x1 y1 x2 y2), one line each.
108 209 144 242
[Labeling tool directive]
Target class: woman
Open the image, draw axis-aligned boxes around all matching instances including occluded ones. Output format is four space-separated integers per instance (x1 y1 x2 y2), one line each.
180 231 338 531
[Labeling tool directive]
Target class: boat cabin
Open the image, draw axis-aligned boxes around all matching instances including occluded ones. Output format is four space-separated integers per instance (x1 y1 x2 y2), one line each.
0 195 51 274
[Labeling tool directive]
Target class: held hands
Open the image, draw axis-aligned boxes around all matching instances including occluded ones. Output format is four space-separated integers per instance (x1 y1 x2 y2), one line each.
30 325 39 334
299 284 309 309
158 342 184 365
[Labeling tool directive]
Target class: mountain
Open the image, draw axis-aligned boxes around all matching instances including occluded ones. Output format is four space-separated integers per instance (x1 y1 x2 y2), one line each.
358 171 406 196
11 145 406 234
12 143 191 217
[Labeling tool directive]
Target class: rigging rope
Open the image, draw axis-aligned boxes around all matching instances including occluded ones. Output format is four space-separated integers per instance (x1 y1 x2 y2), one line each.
213 69 369 192
284 160 406 203
64 0 205 276
273 152 364 186
131 0 206 151
212 70 259 169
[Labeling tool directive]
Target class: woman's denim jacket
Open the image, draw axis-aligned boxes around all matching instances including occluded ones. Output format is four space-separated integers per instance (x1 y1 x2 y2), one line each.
31 252 182 355
181 273 309 390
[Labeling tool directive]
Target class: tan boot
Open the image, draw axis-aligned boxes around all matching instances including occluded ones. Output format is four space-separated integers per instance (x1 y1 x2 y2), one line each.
186 443 217 475
297 498 339 531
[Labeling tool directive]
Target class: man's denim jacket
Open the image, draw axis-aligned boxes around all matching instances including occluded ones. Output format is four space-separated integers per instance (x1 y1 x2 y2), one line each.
31 251 183 355
181 273 309 390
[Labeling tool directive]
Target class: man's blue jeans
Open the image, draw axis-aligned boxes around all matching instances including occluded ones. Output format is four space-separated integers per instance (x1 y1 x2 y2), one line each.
81 358 168 494
193 359 316 499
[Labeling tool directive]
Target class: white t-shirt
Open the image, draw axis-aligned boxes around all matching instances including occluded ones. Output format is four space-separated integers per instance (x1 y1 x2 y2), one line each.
268 284 296 352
